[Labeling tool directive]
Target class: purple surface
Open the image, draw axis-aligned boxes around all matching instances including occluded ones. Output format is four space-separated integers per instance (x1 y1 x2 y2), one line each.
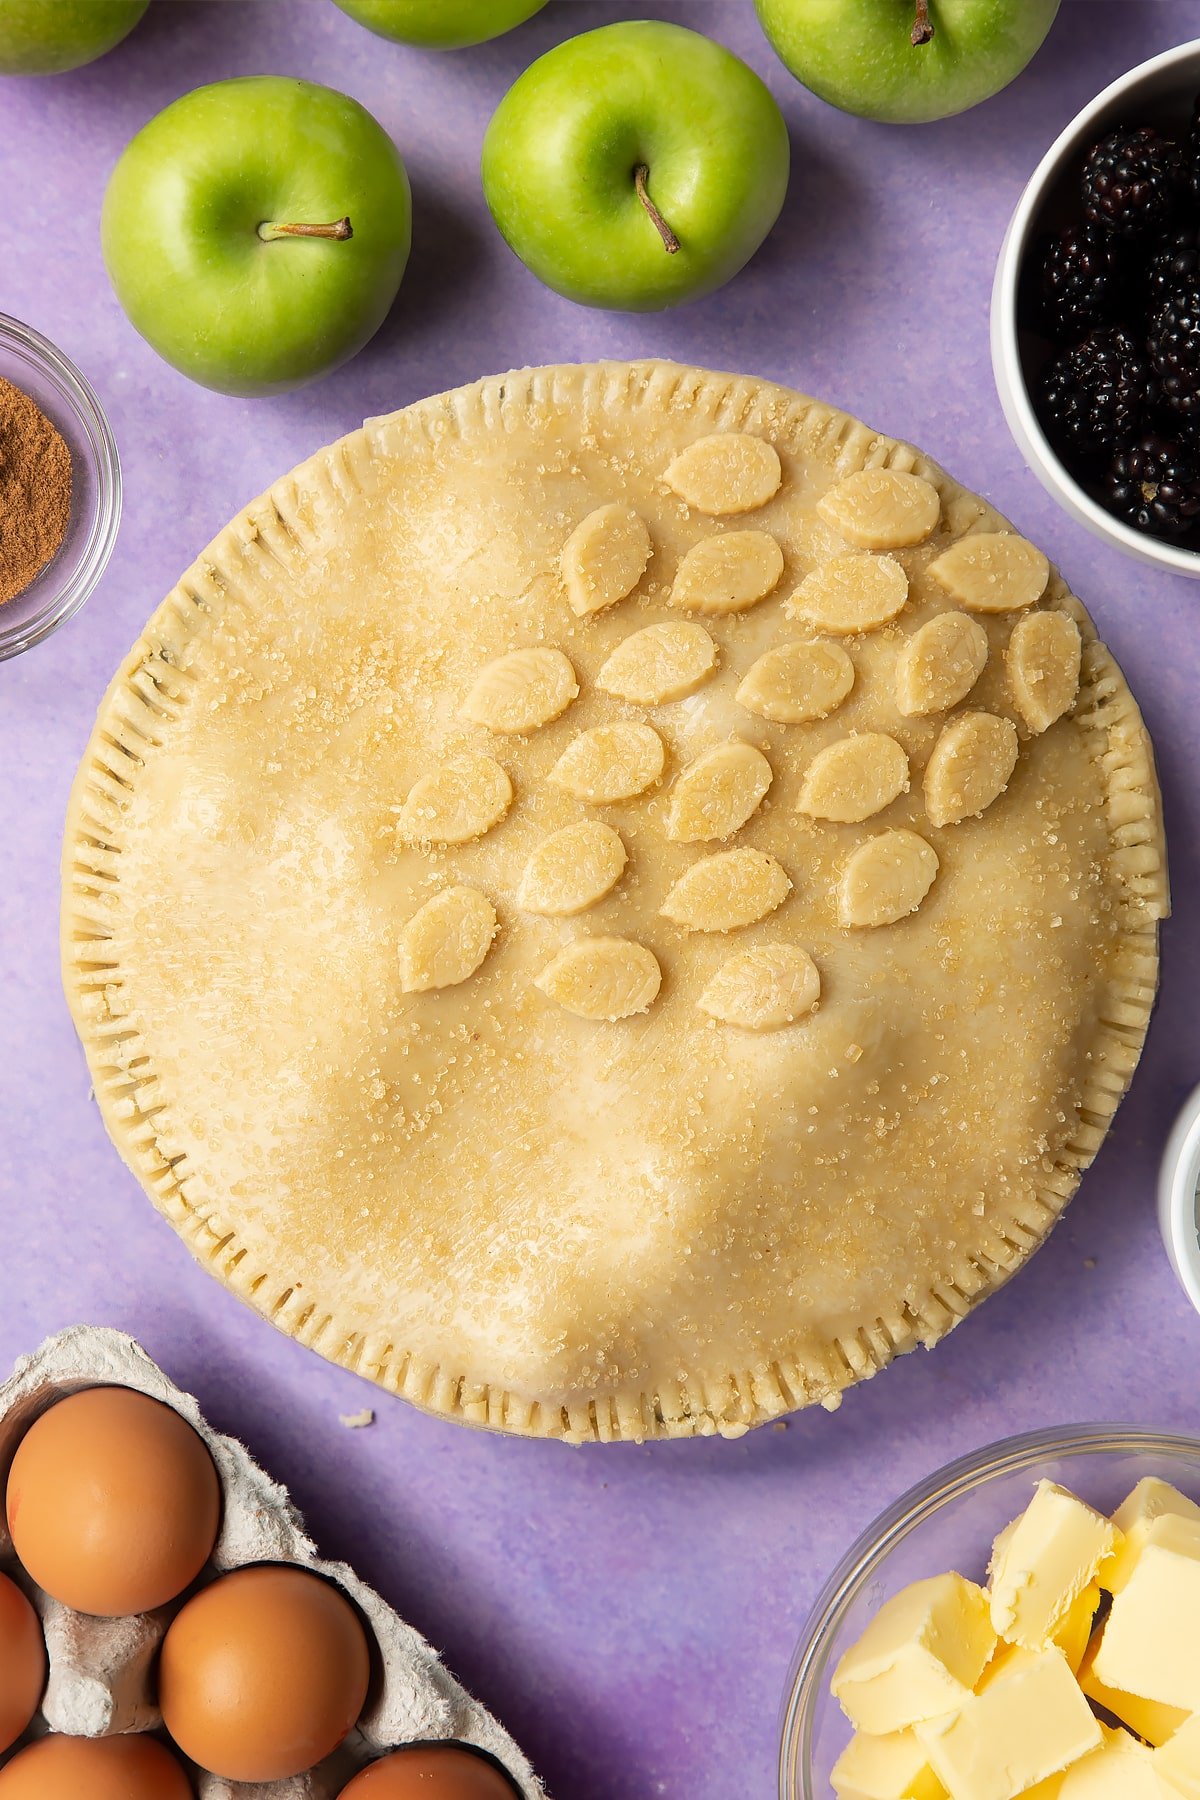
2 5 1200 1796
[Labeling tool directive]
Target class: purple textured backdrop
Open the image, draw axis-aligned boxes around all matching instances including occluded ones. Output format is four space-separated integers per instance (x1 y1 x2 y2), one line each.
2 5 1200 1796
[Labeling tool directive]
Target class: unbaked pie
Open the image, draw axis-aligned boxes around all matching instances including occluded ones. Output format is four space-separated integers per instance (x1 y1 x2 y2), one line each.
63 362 1167 1441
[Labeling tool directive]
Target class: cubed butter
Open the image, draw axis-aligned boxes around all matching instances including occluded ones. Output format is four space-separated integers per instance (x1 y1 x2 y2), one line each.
1017 1774 1068 1800
988 1482 1117 1649
1156 1713 1200 1798
1056 1724 1171 1798
1092 1515 1200 1712
915 1647 1101 1800
1113 1478 1200 1537
1078 1635 1188 1749
1103 1479 1200 1594
831 1728 948 1800
988 1517 1017 1570
1051 1582 1101 1675
832 1574 997 1736
974 1639 1024 1687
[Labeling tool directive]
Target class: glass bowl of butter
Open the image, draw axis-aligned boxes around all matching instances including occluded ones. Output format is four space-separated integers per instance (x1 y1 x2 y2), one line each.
779 1425 1200 1800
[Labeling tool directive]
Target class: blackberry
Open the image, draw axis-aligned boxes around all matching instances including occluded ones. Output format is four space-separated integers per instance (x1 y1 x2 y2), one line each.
1036 221 1122 340
1146 223 1200 318
1082 126 1182 238
1187 90 1200 203
1149 279 1200 425
1039 327 1151 462
1106 433 1200 537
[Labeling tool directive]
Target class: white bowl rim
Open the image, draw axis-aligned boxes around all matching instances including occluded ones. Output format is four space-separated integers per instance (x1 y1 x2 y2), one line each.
1158 1083 1200 1314
992 36 1200 578
777 1421 1200 1798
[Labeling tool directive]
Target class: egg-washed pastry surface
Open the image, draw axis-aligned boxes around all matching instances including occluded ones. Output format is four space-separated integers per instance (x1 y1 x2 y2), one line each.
62 362 1166 1442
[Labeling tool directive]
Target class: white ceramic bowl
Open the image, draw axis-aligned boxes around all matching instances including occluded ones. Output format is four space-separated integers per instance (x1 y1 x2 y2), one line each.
1159 1083 1200 1315
992 39 1200 577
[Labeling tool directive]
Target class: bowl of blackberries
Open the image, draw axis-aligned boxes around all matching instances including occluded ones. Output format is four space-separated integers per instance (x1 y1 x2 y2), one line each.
993 37 1200 575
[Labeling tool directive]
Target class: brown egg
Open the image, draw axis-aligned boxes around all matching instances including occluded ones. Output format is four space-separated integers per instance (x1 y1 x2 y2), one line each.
0 1733 192 1798
0 1573 44 1754
159 1564 371 1780
5 1387 221 1616
339 1746 520 1798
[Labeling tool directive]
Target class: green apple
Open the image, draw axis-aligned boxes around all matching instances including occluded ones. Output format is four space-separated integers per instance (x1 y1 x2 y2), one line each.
481 20 790 312
754 0 1060 124
0 0 148 75
331 0 548 50
101 78 411 396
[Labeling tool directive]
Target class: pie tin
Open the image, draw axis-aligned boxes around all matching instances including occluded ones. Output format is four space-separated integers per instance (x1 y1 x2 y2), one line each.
0 1326 541 1798
0 314 121 660
991 37 1200 578
778 1424 1200 1798
1159 1083 1200 1316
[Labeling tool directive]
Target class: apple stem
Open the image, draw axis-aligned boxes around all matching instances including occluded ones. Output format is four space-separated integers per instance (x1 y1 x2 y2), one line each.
257 216 354 242
634 166 680 255
911 0 934 45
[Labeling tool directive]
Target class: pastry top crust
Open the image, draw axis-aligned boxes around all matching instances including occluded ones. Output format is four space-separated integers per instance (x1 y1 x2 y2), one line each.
62 362 1166 1442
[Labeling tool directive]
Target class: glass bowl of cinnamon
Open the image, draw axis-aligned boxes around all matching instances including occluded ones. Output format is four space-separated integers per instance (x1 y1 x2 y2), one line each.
0 314 121 661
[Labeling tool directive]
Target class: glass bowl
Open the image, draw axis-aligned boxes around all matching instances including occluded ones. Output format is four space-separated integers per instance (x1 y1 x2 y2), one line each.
0 314 121 660
778 1424 1200 1799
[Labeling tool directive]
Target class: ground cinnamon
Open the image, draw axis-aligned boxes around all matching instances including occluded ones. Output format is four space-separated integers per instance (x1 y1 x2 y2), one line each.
0 376 72 606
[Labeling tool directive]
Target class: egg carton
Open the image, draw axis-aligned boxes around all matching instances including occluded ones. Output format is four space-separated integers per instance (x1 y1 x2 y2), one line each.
0 1326 543 1800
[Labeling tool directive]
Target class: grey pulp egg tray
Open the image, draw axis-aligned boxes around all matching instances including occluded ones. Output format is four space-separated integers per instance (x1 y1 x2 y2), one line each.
0 1326 542 1799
